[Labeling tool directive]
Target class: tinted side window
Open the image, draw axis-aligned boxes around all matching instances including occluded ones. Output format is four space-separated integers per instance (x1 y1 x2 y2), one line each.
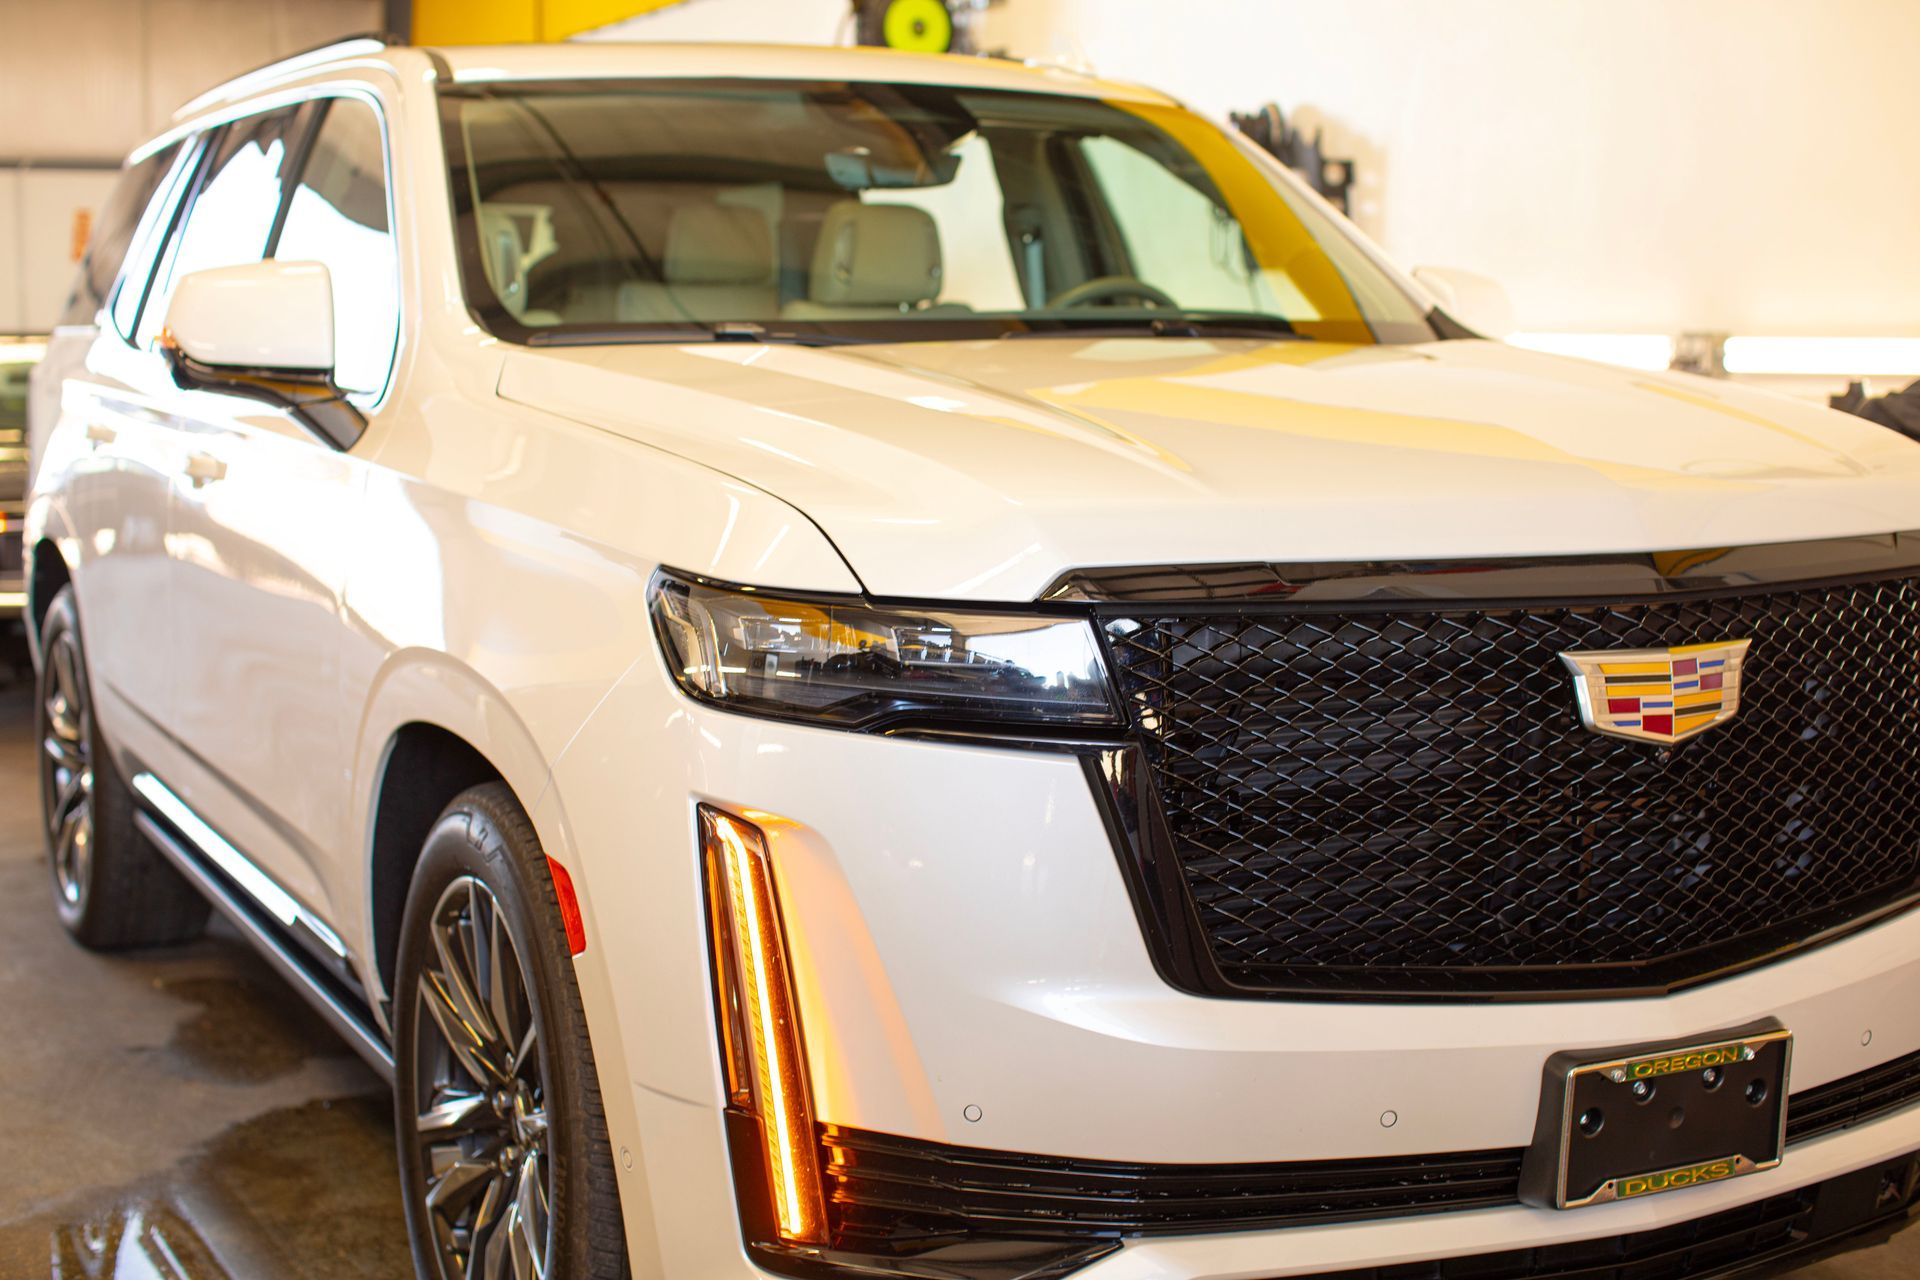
109 139 200 341
274 99 398 396
136 106 307 348
58 142 183 328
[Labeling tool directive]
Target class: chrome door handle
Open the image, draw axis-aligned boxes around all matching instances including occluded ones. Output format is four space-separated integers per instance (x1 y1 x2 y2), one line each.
85 423 118 446
183 452 227 486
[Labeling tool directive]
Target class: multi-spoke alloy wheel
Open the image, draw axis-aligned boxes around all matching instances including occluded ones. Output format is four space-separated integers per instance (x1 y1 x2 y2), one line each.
33 585 209 950
40 625 94 914
396 783 627 1280
413 875 553 1280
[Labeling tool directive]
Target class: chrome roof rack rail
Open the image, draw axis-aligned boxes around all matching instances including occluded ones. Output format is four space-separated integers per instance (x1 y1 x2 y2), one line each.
173 32 406 121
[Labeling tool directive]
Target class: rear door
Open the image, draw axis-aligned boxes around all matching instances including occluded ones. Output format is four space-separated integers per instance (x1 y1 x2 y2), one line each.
52 136 199 785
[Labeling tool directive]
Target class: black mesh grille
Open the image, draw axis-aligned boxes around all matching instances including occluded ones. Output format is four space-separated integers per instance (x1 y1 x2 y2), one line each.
1104 577 1920 994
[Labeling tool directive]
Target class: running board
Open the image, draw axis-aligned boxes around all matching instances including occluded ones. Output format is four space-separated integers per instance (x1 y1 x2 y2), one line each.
136 810 395 1084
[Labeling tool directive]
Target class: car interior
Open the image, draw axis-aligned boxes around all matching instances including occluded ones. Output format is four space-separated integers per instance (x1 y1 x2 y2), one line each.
449 81 1312 331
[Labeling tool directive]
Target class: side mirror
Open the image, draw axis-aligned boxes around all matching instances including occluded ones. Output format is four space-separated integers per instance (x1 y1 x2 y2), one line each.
159 260 362 448
1411 265 1516 340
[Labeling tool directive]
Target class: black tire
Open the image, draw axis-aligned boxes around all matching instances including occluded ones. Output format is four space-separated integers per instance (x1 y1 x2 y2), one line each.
37 585 210 949
394 782 626 1280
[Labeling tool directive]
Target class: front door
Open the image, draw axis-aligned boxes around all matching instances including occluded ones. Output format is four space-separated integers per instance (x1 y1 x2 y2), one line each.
154 95 401 939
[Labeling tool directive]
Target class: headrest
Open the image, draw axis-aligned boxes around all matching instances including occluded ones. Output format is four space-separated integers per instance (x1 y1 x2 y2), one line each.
666 205 774 286
476 206 528 313
808 201 942 307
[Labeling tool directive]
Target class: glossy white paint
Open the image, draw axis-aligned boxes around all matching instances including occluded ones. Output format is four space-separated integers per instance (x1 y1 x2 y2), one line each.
22 40 1920 1280
1411 264 1516 338
161 260 337 371
501 333 1920 602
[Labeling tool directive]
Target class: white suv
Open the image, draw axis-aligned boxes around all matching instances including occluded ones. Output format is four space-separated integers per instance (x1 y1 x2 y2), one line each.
28 36 1920 1280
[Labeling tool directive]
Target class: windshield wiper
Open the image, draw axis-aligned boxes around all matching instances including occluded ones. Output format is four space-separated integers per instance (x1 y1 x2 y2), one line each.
523 324 883 348
1002 316 1310 341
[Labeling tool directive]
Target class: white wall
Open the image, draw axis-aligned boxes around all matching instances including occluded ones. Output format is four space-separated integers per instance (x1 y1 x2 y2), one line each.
1 170 122 332
973 0 1920 338
0 0 379 331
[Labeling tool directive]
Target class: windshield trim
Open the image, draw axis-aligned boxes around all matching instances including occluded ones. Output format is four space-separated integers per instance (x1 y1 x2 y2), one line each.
436 77 1442 350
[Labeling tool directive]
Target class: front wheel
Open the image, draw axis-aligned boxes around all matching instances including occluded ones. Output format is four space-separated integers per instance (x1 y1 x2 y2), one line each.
393 783 627 1280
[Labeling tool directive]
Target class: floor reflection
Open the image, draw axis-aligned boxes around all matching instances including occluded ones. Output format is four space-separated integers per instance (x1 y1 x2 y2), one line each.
52 1203 225 1280
2 1095 412 1279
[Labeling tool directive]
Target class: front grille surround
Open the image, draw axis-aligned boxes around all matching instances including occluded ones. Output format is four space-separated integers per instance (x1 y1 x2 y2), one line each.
1099 571 1920 998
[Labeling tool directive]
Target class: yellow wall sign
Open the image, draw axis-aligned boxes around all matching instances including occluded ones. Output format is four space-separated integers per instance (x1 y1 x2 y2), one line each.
412 0 689 44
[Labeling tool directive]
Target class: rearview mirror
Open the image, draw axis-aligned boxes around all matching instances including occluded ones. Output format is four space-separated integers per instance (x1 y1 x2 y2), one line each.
159 260 362 448
1411 265 1516 340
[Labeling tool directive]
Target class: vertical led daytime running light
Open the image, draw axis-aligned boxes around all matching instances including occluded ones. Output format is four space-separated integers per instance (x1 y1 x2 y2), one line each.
700 806 827 1245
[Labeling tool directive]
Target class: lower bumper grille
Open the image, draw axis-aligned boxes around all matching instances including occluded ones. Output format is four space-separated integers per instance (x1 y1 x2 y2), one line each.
818 1050 1920 1247
1788 1047 1920 1145
1103 575 1920 996
1300 1153 1920 1280
821 1127 1521 1243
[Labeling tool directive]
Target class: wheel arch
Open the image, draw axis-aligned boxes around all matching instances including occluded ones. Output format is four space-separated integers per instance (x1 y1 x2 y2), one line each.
25 488 81 663
356 648 570 1016
27 537 71 645
366 722 503 1001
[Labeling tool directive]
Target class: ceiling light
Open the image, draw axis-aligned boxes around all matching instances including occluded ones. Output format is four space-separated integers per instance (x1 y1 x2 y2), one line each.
1722 337 1920 377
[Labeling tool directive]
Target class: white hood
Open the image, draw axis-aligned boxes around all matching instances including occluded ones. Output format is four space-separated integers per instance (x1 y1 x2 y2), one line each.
498 336 1920 601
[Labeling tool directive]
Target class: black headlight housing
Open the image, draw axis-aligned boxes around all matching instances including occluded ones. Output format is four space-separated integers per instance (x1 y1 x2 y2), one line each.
649 570 1119 733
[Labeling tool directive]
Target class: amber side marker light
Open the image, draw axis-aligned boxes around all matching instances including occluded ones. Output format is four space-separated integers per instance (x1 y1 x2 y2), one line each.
700 805 827 1246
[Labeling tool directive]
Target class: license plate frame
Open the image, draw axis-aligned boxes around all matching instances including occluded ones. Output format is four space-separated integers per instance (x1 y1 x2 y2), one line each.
1519 1018 1792 1210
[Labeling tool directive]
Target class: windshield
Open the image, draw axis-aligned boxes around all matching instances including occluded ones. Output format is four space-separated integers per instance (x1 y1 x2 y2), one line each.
439 79 1436 345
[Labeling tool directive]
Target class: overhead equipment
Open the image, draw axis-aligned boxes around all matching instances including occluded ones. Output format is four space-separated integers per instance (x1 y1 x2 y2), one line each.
1230 101 1358 215
854 0 977 54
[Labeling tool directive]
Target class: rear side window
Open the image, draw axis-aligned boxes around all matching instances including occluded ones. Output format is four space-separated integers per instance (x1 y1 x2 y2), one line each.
136 105 309 348
274 98 398 396
58 142 183 328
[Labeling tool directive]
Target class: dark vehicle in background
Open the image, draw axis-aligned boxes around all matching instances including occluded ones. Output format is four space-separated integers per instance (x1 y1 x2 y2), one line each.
0 338 35 631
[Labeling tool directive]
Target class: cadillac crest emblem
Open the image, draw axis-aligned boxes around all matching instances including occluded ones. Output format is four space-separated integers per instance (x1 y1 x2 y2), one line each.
1560 640 1752 746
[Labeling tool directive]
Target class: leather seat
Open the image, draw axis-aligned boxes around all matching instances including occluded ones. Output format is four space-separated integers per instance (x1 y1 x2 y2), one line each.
618 205 778 323
783 201 944 320
476 206 561 326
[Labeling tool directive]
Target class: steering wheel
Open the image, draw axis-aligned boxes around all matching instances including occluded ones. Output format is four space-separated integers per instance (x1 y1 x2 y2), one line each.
1046 275 1179 311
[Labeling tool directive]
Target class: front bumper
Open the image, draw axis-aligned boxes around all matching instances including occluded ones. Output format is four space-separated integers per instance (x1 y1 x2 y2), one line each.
1080 1126 1920 1279
549 655 1920 1278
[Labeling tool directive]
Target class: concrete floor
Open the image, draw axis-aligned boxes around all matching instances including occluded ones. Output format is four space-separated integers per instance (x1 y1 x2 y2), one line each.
0 631 1914 1279
0 637 413 1279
